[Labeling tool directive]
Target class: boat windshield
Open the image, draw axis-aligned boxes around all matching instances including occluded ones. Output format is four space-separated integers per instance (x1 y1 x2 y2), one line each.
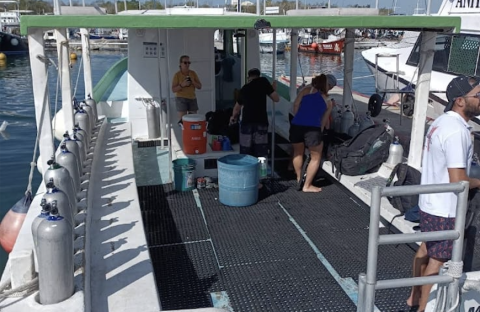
406 33 480 78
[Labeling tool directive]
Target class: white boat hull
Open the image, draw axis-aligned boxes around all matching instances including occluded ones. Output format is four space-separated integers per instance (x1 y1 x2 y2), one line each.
259 42 286 54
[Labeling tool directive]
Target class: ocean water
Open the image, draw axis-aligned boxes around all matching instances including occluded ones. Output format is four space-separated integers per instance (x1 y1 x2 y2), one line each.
0 51 126 275
0 49 374 275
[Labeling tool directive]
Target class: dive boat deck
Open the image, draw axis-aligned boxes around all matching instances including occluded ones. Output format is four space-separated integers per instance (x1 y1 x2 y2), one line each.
136 170 417 311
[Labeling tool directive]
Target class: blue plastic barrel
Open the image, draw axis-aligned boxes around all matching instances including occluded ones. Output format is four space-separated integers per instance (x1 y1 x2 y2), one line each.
217 154 259 207
173 158 196 191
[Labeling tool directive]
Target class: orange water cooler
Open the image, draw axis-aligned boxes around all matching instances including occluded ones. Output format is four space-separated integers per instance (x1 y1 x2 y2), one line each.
182 114 207 155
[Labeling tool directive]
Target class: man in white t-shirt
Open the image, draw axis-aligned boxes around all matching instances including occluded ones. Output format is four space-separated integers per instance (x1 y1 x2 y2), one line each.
407 76 480 311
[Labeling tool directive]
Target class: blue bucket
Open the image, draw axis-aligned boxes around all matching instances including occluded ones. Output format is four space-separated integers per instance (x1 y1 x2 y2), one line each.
217 154 259 207
173 158 196 191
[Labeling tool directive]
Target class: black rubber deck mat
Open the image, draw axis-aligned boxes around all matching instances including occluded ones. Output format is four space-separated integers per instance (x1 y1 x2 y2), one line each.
138 174 418 311
137 139 169 148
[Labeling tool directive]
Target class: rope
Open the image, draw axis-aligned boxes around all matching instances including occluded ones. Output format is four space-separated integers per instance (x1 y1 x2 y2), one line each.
25 69 50 195
445 260 463 279
72 51 83 99
0 276 39 301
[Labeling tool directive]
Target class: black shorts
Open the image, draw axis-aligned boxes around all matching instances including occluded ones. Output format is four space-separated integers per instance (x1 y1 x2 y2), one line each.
289 124 323 148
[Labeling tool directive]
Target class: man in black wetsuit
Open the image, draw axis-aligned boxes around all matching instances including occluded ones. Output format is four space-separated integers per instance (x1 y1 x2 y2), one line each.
230 68 279 158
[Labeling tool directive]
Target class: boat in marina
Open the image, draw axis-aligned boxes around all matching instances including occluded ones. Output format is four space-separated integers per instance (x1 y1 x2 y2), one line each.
258 29 288 54
0 1 28 55
1 3 480 311
361 0 480 130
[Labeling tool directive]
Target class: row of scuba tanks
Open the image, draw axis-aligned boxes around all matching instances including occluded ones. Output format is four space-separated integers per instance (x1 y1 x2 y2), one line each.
31 95 99 305
330 99 404 166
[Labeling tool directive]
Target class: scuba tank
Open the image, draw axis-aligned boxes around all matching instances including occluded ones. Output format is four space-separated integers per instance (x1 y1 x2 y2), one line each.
34 202 74 305
384 118 394 139
359 112 375 133
74 123 89 147
85 94 98 125
470 153 480 179
79 100 95 132
74 107 91 144
348 118 361 137
333 111 343 134
31 199 50 248
43 179 75 226
340 105 355 134
43 157 77 208
386 136 404 166
70 132 86 167
62 132 82 177
57 144 81 193
146 101 160 139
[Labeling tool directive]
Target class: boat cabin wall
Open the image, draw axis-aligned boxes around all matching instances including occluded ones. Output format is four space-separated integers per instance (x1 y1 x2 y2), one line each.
126 27 260 139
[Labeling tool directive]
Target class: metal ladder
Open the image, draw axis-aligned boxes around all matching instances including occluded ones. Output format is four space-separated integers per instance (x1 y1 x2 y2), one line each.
357 181 470 312
374 53 412 125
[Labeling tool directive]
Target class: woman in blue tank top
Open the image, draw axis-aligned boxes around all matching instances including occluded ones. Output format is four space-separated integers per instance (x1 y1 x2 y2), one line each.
289 74 332 192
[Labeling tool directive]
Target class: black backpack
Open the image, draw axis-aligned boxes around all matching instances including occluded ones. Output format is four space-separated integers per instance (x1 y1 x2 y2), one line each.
331 125 392 179
386 163 422 218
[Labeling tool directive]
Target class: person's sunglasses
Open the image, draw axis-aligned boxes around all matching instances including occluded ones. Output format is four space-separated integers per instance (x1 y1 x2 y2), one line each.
183 61 191 65
463 92 480 99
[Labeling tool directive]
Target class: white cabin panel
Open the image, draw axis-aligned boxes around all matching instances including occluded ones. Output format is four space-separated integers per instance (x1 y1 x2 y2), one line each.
127 28 161 139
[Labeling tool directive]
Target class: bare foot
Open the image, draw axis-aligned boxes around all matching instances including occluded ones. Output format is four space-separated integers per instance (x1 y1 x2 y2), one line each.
406 292 420 307
302 185 322 193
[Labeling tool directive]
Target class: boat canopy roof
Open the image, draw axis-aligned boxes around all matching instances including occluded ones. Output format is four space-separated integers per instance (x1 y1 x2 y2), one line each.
20 12 461 35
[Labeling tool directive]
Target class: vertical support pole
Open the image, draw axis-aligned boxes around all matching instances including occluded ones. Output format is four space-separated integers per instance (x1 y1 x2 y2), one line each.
240 36 246 86
446 180 469 308
263 0 265 15
289 29 298 102
256 0 260 15
357 273 366 312
28 28 55 173
80 29 93 101
165 30 173 183
343 28 355 108
364 186 382 312
271 31 277 178
55 29 75 133
53 0 62 15
407 31 436 170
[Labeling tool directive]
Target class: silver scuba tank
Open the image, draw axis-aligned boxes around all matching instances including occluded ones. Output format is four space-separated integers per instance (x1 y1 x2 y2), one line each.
43 179 75 226
80 101 95 132
62 132 82 177
57 144 81 193
74 123 89 147
340 105 355 134
146 102 160 139
470 154 480 179
34 202 74 305
333 111 343 133
74 108 91 143
31 199 50 248
154 101 161 139
43 158 77 208
348 119 360 137
70 132 86 167
85 94 98 124
383 118 395 139
386 136 404 166
359 111 375 133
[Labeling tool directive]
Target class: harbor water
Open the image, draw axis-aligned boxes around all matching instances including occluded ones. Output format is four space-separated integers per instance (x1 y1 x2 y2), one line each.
0 50 375 274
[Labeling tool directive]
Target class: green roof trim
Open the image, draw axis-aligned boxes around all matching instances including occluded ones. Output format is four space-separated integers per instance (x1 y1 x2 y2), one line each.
93 57 128 102
21 15 461 35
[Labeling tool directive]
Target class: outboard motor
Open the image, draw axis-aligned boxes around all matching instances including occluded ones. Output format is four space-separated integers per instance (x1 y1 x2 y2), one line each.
79 100 94 131
57 144 81 193
359 112 375 133
33 201 74 305
340 105 355 134
62 132 82 177
43 158 77 208
31 199 50 248
43 179 75 225
384 118 394 139
386 136 404 166
348 118 360 138
85 94 98 124
74 107 91 143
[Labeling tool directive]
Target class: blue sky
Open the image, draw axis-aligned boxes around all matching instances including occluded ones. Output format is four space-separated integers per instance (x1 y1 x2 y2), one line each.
84 0 443 15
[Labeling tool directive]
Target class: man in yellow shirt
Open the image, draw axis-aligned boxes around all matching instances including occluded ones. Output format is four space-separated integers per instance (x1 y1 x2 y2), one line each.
171 55 202 121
